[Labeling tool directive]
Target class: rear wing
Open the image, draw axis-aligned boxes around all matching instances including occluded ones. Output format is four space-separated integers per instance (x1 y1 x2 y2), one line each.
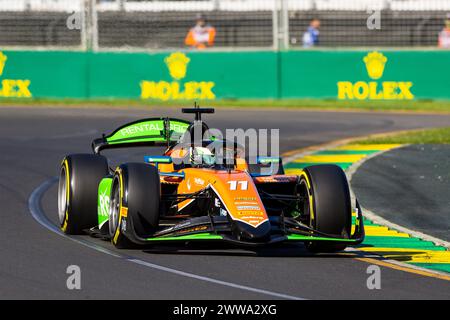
92 117 192 154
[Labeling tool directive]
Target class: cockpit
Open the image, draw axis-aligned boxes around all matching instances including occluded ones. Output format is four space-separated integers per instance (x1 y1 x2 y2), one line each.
167 140 245 170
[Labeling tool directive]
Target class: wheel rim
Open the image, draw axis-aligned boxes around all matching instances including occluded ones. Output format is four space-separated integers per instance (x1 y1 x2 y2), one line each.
57 166 68 225
109 180 120 237
296 179 312 225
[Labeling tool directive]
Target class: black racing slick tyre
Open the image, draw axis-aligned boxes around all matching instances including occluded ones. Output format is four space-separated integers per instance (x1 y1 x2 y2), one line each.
58 154 109 235
109 163 161 249
299 164 352 253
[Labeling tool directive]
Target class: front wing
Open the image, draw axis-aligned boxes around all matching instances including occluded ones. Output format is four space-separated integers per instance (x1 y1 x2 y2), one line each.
121 202 365 247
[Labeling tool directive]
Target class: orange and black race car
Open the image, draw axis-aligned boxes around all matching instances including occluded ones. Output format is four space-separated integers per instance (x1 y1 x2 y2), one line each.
58 106 364 251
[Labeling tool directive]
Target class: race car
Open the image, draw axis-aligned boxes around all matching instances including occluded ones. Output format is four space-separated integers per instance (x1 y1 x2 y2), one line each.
58 106 364 251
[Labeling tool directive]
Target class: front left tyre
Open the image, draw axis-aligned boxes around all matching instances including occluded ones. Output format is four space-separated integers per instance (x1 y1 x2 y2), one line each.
58 154 109 235
109 163 161 249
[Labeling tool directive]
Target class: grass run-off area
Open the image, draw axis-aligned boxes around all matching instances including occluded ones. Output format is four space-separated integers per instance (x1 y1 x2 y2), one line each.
356 127 450 144
1 97 450 113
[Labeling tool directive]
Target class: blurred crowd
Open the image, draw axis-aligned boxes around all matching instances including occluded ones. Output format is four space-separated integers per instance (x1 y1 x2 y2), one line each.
185 13 450 49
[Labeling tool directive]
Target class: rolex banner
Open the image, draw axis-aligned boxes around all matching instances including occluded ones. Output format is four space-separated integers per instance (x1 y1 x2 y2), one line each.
280 50 450 100
0 51 87 98
0 50 449 101
91 51 278 100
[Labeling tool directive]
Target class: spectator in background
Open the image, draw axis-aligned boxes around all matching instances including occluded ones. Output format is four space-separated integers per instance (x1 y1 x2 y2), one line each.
185 14 216 49
438 13 450 48
302 18 320 48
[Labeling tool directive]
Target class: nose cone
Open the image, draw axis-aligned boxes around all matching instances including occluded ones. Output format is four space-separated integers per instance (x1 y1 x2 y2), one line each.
233 220 272 242
205 170 271 242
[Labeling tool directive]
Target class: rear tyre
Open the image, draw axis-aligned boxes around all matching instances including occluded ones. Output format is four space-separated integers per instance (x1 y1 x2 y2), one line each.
297 165 352 253
109 163 160 249
58 154 109 235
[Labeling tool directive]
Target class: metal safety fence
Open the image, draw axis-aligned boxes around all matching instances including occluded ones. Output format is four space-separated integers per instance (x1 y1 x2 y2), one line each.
0 0 449 50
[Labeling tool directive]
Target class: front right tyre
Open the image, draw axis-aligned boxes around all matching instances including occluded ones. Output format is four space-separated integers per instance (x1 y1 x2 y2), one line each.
297 164 352 253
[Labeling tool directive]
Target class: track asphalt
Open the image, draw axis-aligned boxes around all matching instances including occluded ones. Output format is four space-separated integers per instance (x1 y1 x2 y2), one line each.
352 144 450 243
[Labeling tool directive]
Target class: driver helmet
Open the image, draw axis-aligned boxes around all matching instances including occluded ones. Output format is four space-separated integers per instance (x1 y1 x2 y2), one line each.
190 146 216 166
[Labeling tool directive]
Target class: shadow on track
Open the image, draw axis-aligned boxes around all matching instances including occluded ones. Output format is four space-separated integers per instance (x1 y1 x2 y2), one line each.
141 242 358 259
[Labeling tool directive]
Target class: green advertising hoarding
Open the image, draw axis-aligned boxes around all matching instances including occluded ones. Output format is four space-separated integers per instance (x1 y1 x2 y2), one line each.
0 49 449 101
280 50 450 100
0 51 88 98
89 50 278 99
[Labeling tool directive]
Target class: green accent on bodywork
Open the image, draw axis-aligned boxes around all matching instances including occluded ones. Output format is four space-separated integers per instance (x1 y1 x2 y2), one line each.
287 234 358 242
98 177 113 226
146 233 223 241
106 119 190 144
290 211 301 219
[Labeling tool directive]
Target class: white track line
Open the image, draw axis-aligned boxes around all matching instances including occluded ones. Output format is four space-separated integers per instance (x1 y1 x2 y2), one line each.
28 177 305 300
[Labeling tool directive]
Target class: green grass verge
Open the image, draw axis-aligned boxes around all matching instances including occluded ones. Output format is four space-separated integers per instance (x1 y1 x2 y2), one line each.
1 97 450 113
357 127 450 144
